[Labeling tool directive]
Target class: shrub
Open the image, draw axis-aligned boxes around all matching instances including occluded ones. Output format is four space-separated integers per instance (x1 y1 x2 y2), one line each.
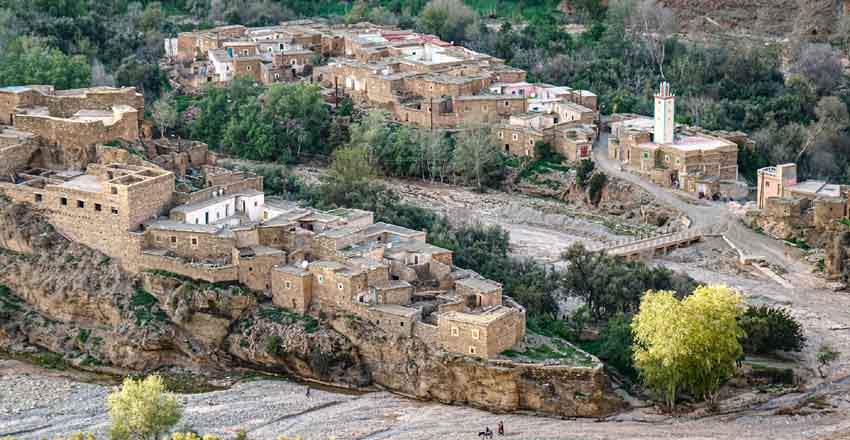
587 172 607 205
107 375 183 440
817 344 839 378
598 313 636 380
265 335 283 356
739 306 805 354
575 159 595 187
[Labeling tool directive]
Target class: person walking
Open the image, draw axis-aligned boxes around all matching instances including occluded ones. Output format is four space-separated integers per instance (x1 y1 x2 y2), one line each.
497 420 504 436
305 386 311 398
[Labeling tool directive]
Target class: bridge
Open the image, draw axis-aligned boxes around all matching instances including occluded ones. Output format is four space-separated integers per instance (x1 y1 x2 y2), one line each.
592 228 706 260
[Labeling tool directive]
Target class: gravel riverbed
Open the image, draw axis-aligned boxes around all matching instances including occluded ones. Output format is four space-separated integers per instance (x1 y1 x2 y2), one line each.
3 363 850 440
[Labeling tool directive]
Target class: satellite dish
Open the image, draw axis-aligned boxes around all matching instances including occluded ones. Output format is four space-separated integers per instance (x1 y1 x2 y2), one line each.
300 260 309 269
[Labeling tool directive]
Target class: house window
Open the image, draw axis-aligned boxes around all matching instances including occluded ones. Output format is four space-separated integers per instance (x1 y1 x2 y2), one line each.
451 326 459 336
498 131 503 139
111 187 118 195
170 236 177 243
285 281 292 289
665 155 670 162
60 197 68 206
34 194 42 203
400 321 404 327
247 66 252 71
111 207 119 215
528 140 534 146
77 200 85 209
190 237 198 247
337 282 344 291
512 133 518 141
318 275 324 284
94 203 102 212
643 152 650 160
469 346 477 355
471 329 479 340
504 101 510 107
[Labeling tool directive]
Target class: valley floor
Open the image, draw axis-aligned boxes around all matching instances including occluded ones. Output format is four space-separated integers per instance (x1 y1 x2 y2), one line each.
2 358 849 440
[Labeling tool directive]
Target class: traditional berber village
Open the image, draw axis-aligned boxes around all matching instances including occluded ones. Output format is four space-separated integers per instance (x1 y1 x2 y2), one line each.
2 1 850 439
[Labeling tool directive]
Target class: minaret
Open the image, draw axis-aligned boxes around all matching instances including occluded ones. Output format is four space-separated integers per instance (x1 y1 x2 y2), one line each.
654 81 675 144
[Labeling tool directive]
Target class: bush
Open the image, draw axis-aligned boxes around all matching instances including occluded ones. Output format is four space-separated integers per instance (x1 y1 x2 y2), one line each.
598 313 636 380
265 335 283 356
534 140 562 163
739 306 805 354
575 159 595 187
587 172 607 205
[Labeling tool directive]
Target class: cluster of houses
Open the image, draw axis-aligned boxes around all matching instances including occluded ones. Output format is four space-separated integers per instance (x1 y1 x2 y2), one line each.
165 19 600 161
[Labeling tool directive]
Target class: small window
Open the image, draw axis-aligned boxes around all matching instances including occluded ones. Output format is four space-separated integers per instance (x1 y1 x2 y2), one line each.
498 131 503 139
249 267 253 272
285 281 292 289
469 346 476 355
471 329 479 340
34 194 42 203
337 282 344 291
512 133 518 141
191 237 198 246
643 152 650 160
77 200 85 209
170 236 176 243
400 321 404 327
451 327 459 337
111 187 118 195
318 275 324 284
94 203 102 212
60 197 68 206
247 65 252 71
254 201 258 207
504 101 510 107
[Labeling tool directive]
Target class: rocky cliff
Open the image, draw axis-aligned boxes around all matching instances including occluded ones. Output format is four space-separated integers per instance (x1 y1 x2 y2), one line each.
0 197 622 418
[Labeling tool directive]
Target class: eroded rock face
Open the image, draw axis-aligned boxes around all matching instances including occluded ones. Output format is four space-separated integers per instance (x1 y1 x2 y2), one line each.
0 199 367 384
330 315 624 417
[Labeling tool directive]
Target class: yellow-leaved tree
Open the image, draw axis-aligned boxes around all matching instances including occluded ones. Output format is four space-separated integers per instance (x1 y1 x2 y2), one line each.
107 374 183 440
632 285 743 410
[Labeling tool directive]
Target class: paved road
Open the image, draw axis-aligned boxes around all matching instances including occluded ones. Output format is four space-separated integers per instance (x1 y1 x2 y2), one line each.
593 132 806 272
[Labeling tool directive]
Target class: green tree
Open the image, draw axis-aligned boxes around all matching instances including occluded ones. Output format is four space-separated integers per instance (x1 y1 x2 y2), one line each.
417 0 475 43
107 374 183 440
0 37 90 89
599 312 636 379
575 159 595 187
739 305 805 354
452 121 505 192
632 285 743 410
152 97 178 138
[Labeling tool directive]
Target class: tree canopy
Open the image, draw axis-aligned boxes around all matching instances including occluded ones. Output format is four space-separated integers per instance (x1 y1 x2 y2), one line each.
632 285 743 409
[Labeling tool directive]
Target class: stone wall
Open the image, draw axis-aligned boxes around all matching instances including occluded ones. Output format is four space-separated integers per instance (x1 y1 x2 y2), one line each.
236 251 287 291
139 252 239 282
144 229 235 259
0 141 38 175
